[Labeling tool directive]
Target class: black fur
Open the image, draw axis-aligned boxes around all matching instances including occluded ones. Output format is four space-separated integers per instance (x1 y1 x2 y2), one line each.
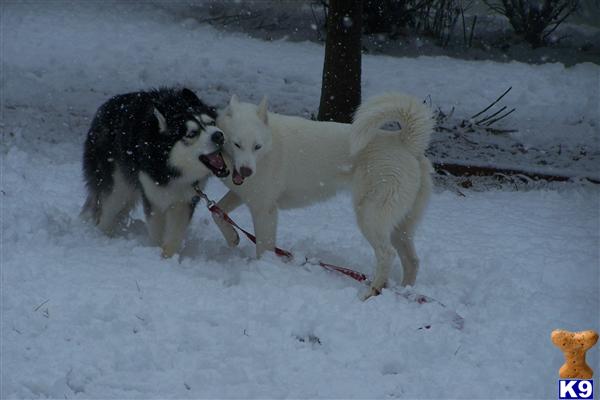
83 87 217 193
81 87 230 257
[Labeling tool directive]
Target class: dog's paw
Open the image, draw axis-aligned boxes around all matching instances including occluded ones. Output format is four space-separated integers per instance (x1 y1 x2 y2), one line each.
161 244 177 259
400 279 415 287
225 229 240 247
360 286 382 301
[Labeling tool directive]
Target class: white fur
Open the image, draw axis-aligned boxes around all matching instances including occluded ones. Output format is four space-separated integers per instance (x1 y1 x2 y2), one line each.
136 127 222 258
198 113 214 124
219 95 272 176
153 108 167 133
350 92 434 156
138 172 198 212
186 120 200 134
215 93 434 299
139 180 200 258
169 125 222 181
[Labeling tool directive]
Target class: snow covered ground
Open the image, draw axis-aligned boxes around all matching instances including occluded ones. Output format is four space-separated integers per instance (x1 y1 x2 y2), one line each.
2 1 599 398
3 1 599 179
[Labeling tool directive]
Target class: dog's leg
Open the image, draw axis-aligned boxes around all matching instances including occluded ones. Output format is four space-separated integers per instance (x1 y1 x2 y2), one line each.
143 196 166 246
96 168 136 235
392 157 432 286
212 190 242 247
354 198 398 300
161 202 193 258
80 193 101 224
391 227 419 286
362 241 396 300
250 205 278 258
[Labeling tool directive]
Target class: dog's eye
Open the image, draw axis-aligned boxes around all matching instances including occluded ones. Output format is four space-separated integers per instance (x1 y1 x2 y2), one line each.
186 130 199 138
254 144 262 151
234 142 241 149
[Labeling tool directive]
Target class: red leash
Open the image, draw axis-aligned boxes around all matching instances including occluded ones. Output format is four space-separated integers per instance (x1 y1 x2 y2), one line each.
195 188 464 330
207 202 369 283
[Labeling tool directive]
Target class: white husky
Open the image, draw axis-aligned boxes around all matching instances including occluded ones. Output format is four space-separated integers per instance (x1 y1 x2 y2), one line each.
214 93 434 298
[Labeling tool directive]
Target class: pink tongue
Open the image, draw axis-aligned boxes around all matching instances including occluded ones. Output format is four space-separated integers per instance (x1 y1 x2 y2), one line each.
233 170 244 185
207 153 224 169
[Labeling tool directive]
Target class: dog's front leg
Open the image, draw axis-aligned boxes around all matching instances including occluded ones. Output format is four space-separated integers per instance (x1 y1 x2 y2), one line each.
146 208 166 246
212 190 242 247
161 202 193 258
250 205 278 258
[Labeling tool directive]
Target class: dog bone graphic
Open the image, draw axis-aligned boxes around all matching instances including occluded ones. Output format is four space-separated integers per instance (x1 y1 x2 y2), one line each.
551 329 598 379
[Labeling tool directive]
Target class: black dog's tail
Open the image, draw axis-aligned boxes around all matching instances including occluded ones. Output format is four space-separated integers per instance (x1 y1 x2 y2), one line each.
81 105 116 223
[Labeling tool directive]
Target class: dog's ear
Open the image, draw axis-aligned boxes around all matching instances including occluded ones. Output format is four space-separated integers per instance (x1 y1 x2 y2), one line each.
153 107 168 133
181 87 201 106
257 96 268 124
229 94 240 107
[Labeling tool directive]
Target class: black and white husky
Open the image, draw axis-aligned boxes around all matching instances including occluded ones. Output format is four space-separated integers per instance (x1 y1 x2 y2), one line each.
81 87 229 257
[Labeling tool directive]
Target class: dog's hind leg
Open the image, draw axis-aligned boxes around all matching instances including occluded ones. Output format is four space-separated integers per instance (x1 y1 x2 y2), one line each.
212 190 242 247
96 167 136 235
80 193 101 224
392 157 432 286
161 202 193 258
361 234 396 300
391 227 419 287
355 201 397 300
143 196 165 246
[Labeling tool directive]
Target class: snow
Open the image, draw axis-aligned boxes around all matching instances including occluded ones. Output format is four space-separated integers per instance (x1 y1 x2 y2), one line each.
3 2 598 179
2 1 599 399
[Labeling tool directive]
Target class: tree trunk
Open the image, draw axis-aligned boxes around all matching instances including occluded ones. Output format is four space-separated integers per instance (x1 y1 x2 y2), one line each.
317 0 363 123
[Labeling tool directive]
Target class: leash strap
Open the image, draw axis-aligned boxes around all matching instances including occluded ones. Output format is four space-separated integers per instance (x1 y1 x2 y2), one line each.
208 204 294 259
194 186 464 330
208 203 368 282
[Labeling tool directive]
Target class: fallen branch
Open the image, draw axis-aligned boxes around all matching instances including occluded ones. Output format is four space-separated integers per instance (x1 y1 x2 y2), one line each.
433 162 600 184
198 13 259 25
430 89 597 185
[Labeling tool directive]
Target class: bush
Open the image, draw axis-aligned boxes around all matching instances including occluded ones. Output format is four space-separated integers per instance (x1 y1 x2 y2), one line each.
412 0 463 46
484 0 579 47
319 0 473 46
362 0 470 47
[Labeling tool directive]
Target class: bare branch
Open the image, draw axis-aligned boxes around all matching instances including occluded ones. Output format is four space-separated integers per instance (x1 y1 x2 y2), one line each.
476 105 507 125
485 108 516 126
33 299 50 312
470 86 512 119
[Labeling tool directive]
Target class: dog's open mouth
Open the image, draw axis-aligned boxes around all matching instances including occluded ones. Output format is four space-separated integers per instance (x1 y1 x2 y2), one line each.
232 169 244 185
199 152 229 178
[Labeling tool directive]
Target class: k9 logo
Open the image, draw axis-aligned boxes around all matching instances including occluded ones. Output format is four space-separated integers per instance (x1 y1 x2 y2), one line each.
559 380 594 399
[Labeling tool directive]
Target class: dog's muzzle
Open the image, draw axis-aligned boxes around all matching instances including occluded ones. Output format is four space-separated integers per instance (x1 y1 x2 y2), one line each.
199 151 229 178
211 131 224 146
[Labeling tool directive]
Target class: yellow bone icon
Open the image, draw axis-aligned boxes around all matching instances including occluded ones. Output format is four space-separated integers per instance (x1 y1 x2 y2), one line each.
551 329 598 379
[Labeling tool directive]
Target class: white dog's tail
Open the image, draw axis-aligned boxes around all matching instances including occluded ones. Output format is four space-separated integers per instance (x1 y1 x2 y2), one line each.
350 93 434 157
